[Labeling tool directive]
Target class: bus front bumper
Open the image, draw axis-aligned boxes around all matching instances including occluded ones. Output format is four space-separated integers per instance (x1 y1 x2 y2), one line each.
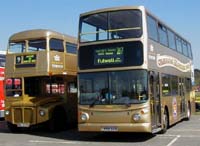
78 123 151 133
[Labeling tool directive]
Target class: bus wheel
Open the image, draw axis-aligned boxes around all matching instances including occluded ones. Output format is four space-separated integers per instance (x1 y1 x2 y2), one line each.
7 122 21 133
185 102 191 121
160 109 168 134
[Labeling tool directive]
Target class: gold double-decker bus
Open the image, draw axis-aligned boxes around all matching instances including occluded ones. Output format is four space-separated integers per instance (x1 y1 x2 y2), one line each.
5 29 78 132
77 6 194 133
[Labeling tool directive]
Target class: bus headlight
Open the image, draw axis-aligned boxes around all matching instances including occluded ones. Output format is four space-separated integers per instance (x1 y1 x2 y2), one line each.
5 110 10 116
81 113 89 121
39 110 45 116
141 109 149 114
133 113 141 121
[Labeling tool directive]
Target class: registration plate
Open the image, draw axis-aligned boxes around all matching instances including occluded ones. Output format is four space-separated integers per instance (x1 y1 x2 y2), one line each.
17 123 30 127
101 126 118 132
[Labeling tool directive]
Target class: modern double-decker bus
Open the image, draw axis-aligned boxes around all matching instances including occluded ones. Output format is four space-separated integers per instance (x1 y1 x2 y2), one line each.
0 51 6 118
77 6 194 133
5 29 78 132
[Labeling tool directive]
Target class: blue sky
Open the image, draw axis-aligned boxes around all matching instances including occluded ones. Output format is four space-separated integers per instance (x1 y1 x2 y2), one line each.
1 0 200 69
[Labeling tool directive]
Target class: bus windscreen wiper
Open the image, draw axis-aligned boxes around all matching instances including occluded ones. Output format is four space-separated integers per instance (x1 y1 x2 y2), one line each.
125 101 131 107
89 98 99 108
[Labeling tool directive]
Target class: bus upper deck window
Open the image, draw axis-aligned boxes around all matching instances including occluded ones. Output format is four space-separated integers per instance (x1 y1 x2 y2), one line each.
80 10 142 42
9 42 25 53
0 55 5 67
66 43 77 54
28 39 46 52
50 38 64 52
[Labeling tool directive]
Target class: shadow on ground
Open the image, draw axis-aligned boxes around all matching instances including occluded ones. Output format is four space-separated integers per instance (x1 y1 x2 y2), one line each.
29 129 155 143
0 119 155 143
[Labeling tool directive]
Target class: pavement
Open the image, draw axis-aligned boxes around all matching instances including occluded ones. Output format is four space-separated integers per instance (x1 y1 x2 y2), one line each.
0 115 200 146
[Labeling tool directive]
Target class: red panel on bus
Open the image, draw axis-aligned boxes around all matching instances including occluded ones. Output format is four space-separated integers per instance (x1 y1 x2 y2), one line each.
0 67 5 111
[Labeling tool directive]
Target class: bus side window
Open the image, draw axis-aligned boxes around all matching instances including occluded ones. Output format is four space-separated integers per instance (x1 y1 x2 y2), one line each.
49 38 64 52
162 74 171 96
66 43 77 54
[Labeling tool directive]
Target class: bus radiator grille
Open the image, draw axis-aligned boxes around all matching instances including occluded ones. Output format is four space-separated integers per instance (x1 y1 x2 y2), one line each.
13 107 34 124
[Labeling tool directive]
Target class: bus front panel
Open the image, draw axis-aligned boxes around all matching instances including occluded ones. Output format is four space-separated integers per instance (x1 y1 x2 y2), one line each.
78 70 151 132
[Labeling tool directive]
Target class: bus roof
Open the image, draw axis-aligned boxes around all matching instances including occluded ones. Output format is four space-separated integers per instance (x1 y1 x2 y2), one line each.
80 5 144 17
9 29 77 44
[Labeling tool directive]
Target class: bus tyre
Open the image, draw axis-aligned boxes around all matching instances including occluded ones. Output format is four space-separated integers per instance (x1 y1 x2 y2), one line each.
7 122 20 133
185 102 191 121
161 109 168 134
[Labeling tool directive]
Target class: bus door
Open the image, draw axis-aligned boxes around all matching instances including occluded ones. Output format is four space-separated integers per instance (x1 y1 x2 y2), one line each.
66 80 77 124
149 71 161 128
179 78 186 117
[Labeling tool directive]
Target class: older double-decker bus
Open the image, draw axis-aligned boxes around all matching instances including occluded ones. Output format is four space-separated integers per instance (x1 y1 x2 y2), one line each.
77 6 194 133
0 51 6 118
5 29 78 132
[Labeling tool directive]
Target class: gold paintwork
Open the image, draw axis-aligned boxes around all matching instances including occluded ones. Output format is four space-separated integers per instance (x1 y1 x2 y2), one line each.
78 103 151 132
80 27 141 36
5 29 77 129
6 29 77 77
9 29 76 44
78 6 152 133
78 6 193 133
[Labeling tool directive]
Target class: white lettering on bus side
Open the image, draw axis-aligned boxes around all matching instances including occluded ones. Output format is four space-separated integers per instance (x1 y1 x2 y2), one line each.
157 54 191 72
52 64 64 69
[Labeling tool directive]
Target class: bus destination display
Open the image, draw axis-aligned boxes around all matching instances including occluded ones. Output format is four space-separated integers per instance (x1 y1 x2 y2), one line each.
94 47 124 65
15 54 36 68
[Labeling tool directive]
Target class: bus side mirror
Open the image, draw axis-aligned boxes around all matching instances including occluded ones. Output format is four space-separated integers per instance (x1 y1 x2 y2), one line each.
68 82 77 93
